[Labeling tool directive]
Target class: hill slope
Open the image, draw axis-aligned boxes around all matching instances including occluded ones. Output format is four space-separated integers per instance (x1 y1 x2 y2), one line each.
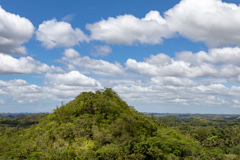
0 88 206 159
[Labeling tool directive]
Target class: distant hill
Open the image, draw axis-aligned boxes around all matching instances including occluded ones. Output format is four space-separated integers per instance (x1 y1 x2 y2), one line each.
0 113 48 128
0 112 49 119
145 113 240 120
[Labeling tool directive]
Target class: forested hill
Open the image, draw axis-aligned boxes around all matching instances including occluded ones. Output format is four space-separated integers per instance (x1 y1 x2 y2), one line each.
0 88 207 159
0 112 49 119
0 88 240 160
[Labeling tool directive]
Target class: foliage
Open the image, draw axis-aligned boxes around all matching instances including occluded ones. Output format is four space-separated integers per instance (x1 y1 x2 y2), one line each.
0 88 239 159
158 116 240 159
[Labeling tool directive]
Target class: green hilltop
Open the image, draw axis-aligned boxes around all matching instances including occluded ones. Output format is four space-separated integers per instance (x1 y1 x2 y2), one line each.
0 88 221 159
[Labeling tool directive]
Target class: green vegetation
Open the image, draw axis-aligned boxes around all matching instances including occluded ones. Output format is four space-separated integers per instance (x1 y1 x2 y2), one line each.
0 88 240 159
157 116 240 159
146 113 240 120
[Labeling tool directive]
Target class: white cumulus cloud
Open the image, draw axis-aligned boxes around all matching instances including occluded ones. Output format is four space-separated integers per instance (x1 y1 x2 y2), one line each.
113 84 231 106
45 71 102 100
126 47 240 79
0 79 48 103
165 0 240 47
62 48 80 58
45 71 102 87
36 19 88 48
0 6 34 55
150 76 198 87
0 53 62 74
60 49 124 76
86 11 173 45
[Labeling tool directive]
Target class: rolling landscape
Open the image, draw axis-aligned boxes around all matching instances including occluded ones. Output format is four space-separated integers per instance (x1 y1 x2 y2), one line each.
1 0 240 159
1 88 240 159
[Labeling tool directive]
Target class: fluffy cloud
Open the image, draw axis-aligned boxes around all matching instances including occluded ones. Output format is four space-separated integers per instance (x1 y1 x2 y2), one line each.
90 45 112 57
45 71 102 100
45 71 101 87
60 49 124 76
36 19 88 48
126 47 240 79
0 73 102 103
85 0 240 47
86 11 173 45
0 79 47 103
113 84 232 106
145 53 172 65
176 47 240 66
35 0 240 48
62 48 80 58
150 76 198 87
0 53 62 74
0 77 236 107
86 0 240 47
35 0 240 49
120 47 240 108
165 0 240 47
0 6 34 55
0 79 28 87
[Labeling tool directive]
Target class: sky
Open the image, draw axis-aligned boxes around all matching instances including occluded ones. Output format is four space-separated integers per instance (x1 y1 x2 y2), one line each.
1 0 240 114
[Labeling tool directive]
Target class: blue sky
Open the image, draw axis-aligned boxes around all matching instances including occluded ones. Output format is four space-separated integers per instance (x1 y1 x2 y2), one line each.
1 0 240 114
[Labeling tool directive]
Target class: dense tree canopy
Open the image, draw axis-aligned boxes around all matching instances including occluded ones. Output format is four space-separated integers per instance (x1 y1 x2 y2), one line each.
0 88 239 159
